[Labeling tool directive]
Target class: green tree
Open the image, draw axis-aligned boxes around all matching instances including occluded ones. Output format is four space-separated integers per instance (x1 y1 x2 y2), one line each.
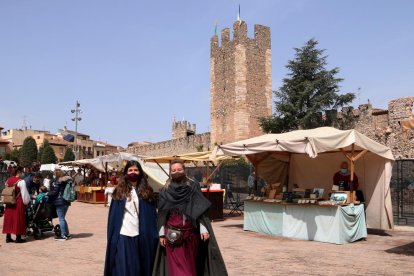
259 38 355 133
41 143 57 164
37 144 44 161
19 136 38 167
5 149 20 163
63 147 75 162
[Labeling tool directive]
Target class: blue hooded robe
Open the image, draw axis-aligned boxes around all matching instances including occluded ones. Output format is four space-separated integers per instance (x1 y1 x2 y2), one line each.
104 197 158 276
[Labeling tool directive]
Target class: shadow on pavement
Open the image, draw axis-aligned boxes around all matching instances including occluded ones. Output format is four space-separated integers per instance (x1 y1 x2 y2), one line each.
220 224 244 229
367 228 392 236
71 233 94 239
385 241 414 256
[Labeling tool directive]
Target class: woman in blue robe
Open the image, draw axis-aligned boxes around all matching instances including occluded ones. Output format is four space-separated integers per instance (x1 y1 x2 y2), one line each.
104 160 158 276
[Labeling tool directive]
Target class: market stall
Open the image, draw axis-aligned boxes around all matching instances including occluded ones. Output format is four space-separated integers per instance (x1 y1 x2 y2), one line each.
60 153 169 204
213 127 394 243
143 151 236 220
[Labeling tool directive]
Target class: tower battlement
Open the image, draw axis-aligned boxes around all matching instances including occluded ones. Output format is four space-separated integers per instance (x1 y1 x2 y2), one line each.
211 21 270 55
172 120 196 140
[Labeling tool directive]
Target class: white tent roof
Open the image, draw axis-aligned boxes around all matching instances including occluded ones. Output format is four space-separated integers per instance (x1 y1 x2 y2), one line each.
39 164 74 172
214 127 394 160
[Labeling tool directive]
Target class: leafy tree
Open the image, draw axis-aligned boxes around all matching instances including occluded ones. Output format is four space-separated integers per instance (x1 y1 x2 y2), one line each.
19 136 38 167
41 143 57 164
259 38 355 133
38 139 53 162
37 144 44 161
4 149 19 163
63 147 75 162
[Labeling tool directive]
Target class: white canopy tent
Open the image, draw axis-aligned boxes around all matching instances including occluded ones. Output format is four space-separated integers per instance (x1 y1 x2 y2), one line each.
39 164 75 172
213 127 395 230
59 153 169 192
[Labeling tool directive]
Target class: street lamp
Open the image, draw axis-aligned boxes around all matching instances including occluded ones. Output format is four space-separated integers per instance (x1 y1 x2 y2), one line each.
71 100 82 160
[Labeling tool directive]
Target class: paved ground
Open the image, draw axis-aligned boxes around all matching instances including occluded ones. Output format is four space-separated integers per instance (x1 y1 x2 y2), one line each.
1 202 414 276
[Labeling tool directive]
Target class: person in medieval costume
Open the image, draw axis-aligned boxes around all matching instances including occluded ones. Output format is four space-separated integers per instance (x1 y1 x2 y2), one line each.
152 159 228 276
104 160 158 276
2 166 30 243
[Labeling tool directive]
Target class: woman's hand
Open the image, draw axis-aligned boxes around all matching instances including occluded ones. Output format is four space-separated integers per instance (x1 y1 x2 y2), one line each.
201 232 210 241
160 236 167 247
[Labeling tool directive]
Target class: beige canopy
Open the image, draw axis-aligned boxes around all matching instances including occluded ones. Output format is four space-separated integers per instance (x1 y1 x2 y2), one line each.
143 150 234 164
213 127 395 230
143 151 237 183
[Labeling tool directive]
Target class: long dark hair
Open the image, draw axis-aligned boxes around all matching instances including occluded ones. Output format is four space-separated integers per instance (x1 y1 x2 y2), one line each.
11 166 23 176
112 160 154 202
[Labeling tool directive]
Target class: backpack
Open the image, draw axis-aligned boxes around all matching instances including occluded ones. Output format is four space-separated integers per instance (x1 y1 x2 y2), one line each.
62 179 76 202
1 180 21 206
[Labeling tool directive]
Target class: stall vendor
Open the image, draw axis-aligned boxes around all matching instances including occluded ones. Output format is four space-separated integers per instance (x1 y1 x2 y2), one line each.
333 161 359 191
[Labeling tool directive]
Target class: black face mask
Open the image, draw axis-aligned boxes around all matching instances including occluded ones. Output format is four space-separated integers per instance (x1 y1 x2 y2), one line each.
171 172 186 182
126 173 140 182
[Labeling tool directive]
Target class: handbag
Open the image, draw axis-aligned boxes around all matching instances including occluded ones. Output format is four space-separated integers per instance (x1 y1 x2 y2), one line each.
166 227 183 246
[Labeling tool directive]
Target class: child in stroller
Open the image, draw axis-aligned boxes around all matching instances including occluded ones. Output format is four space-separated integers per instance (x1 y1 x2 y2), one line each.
27 186 61 239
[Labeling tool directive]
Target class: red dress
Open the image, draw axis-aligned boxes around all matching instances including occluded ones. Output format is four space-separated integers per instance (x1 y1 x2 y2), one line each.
2 176 27 235
165 211 199 276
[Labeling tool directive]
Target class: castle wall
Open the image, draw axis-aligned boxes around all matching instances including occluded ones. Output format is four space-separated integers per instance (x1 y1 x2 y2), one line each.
334 97 414 159
128 133 210 157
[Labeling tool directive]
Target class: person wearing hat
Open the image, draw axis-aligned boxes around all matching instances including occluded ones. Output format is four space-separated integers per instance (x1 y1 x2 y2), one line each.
47 169 72 241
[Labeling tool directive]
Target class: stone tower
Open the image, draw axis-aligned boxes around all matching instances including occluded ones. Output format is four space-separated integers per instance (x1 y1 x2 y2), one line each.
172 119 196 139
210 20 272 146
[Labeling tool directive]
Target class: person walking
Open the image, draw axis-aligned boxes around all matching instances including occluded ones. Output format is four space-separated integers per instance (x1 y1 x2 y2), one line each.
47 169 72 241
2 166 30 243
104 160 158 276
152 159 227 276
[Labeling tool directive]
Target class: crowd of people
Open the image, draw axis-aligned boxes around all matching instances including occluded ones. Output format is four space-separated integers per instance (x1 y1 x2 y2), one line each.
2 166 73 242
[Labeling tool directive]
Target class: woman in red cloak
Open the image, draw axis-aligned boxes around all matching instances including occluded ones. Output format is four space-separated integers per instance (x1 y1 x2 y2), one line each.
2 166 31 243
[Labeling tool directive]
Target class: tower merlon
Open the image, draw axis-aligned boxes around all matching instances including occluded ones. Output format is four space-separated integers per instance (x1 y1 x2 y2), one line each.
254 24 271 49
233 21 247 43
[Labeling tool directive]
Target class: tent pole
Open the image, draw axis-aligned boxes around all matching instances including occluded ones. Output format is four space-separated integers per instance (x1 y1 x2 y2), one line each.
153 160 169 177
205 160 224 183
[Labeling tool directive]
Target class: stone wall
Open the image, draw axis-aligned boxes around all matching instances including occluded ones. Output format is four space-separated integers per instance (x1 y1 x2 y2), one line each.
383 97 414 159
334 97 414 159
128 132 210 156
210 21 272 146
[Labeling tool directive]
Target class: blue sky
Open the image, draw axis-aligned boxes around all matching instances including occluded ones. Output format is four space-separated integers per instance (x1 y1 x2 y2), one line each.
1 0 413 147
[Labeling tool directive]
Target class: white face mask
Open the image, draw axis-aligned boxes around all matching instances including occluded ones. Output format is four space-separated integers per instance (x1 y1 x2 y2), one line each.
340 168 348 174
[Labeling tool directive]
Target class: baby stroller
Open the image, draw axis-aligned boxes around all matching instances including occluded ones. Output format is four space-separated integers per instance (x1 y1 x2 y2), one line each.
27 197 61 240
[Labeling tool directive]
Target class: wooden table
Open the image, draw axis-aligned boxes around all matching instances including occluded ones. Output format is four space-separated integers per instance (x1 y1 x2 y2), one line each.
202 189 224 221
75 186 105 204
